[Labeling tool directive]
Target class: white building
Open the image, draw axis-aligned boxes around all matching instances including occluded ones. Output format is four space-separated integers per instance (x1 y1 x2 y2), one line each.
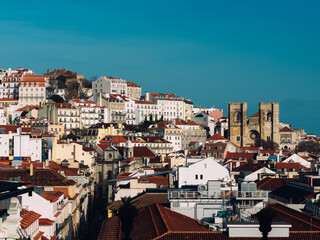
69 98 108 128
191 112 215 136
92 76 127 96
135 100 158 123
0 127 42 161
13 135 42 161
282 153 311 168
178 157 231 188
145 92 185 121
0 107 7 125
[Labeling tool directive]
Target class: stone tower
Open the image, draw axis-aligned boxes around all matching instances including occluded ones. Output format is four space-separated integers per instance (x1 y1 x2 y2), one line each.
259 102 280 145
228 102 248 147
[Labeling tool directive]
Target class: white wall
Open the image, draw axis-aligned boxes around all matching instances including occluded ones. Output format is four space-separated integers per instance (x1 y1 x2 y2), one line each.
178 158 230 188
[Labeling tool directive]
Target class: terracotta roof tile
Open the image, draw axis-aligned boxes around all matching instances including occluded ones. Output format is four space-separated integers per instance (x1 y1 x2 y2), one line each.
39 218 55 226
208 133 226 140
20 209 41 229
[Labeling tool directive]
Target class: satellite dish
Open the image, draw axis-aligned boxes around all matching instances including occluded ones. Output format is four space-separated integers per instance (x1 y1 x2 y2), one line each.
198 184 208 195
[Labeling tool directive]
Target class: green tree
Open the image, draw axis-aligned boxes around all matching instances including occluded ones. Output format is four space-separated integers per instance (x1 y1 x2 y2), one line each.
49 94 64 103
118 197 138 240
256 207 277 240
255 139 279 150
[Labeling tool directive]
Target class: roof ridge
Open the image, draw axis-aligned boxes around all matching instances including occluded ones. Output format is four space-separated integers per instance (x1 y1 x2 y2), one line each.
148 205 161 236
271 204 320 230
155 203 170 231
258 178 273 189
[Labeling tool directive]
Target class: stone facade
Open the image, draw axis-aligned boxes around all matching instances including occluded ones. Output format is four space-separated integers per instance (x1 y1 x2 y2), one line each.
228 102 280 147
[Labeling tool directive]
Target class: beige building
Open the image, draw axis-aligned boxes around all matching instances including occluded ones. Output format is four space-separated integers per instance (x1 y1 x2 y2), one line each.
228 102 280 147
96 94 126 123
279 126 298 151
52 138 95 167
126 81 141 100
175 120 207 150
48 124 65 138
83 123 123 142
149 121 183 152
18 74 46 105
38 102 81 130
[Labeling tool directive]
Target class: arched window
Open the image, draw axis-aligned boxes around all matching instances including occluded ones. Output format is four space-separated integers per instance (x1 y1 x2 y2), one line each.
235 112 242 123
267 112 272 121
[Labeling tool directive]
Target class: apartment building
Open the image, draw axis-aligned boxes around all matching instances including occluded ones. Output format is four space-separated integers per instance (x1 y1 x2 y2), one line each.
149 120 182 152
92 76 127 96
135 100 158 123
38 102 81 130
175 120 207 150
69 98 108 128
126 81 141 100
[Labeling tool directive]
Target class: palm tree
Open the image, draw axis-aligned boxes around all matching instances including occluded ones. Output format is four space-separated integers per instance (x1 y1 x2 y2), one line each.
118 197 138 240
256 207 277 240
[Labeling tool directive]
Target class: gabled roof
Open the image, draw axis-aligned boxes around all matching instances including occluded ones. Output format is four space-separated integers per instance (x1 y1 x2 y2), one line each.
127 81 141 87
280 126 294 133
20 209 41 229
250 112 259 117
98 203 210 240
116 146 156 158
138 177 169 188
282 154 311 168
267 203 320 231
232 162 268 172
0 169 76 186
41 191 64 203
256 177 288 191
276 162 311 171
208 133 226 140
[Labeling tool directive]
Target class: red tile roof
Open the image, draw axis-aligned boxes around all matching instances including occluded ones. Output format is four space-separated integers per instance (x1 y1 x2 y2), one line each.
225 152 256 160
51 102 77 109
208 133 226 140
33 231 44 240
280 126 295 133
232 162 268 172
0 125 20 134
268 203 320 231
20 209 41 229
99 203 210 240
256 177 288 191
39 218 55 226
276 162 311 171
0 169 76 186
138 177 169 188
127 81 141 87
41 191 64 203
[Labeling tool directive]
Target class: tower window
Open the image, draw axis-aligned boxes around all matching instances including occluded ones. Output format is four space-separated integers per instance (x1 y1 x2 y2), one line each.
267 112 272 121
235 112 242 123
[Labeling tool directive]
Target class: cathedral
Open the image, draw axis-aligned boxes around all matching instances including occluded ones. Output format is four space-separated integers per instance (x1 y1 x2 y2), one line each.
228 102 280 147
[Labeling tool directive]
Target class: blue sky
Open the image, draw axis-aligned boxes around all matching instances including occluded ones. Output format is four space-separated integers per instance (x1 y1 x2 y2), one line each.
1 1 319 134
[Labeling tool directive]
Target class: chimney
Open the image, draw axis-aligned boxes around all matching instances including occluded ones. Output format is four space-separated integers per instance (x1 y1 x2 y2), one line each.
290 124 292 129
47 69 49 74
30 164 34 176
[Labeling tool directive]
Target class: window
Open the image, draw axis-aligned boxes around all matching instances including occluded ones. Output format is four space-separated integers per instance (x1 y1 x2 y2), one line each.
200 174 203 180
237 136 240 141
195 174 198 180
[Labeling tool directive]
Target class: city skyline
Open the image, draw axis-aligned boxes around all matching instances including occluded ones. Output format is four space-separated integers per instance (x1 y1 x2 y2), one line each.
1 0 319 133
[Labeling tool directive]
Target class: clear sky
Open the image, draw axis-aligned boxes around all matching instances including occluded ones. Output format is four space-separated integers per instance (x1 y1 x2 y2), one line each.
1 1 319 134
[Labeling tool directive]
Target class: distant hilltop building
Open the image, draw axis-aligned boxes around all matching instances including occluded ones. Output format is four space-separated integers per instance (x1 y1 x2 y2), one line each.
228 102 280 147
